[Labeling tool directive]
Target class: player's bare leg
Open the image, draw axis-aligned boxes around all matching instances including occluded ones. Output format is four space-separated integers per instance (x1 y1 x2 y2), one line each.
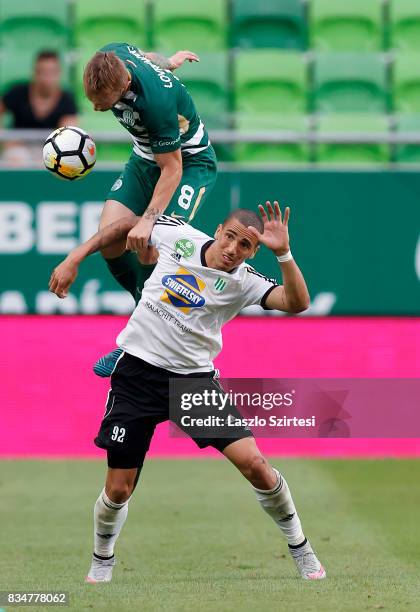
99 199 159 263
99 199 135 258
94 200 159 376
86 467 139 583
222 437 326 580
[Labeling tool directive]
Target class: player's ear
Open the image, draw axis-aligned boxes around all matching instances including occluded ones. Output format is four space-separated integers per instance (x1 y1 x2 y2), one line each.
214 224 223 239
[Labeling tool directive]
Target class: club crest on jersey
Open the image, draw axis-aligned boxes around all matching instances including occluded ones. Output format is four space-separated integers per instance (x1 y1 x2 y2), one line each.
214 278 227 292
160 267 206 313
122 110 135 126
174 238 195 258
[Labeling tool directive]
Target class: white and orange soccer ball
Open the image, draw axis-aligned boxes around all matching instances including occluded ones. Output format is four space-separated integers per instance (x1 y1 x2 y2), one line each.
43 126 96 180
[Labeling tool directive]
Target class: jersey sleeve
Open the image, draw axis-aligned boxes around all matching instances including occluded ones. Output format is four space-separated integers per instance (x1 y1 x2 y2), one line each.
141 96 181 154
241 266 279 310
149 215 187 249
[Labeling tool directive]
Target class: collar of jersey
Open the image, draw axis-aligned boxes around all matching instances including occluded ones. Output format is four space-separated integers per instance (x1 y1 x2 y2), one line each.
200 240 238 275
121 90 137 102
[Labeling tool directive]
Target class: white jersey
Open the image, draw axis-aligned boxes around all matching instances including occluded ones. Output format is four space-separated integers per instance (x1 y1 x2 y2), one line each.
116 216 279 374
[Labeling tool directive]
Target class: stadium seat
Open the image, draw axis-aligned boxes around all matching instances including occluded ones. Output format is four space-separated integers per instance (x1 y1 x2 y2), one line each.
153 0 226 51
231 0 306 50
311 0 383 51
390 0 420 51
75 53 90 113
74 0 145 53
0 51 35 94
315 114 390 164
95 142 133 162
79 111 122 133
235 115 310 164
0 0 69 52
80 111 133 162
175 52 230 129
0 50 71 94
313 53 389 113
393 54 420 113
235 50 307 117
394 114 420 163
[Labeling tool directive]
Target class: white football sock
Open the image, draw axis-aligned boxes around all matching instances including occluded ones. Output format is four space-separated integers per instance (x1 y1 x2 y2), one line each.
93 488 130 558
253 468 305 546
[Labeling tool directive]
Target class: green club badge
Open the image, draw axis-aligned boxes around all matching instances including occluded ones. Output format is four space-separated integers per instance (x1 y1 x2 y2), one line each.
175 239 196 258
214 278 227 292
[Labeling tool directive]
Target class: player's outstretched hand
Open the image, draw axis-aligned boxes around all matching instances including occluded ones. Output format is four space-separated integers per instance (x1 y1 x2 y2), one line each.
169 50 200 70
247 201 290 256
49 257 79 298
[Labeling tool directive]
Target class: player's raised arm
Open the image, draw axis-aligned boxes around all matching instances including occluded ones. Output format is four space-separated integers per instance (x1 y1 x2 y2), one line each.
49 215 140 298
126 149 183 252
248 202 310 313
144 50 199 71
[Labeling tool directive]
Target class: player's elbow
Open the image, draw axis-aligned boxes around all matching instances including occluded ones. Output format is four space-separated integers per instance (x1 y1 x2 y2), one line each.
288 296 310 314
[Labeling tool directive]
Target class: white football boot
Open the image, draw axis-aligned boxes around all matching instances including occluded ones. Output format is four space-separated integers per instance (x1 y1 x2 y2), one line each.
85 555 116 583
289 541 326 580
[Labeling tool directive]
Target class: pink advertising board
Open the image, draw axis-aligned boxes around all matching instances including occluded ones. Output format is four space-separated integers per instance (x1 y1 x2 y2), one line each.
1 316 419 458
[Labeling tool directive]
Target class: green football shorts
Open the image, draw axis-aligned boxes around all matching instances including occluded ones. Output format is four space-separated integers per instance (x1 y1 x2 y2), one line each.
106 145 218 222
104 145 218 302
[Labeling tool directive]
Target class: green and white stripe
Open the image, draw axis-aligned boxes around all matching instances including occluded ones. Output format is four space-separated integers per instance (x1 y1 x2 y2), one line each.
214 278 227 292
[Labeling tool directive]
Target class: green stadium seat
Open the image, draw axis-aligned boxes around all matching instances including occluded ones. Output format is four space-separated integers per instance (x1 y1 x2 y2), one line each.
390 0 420 51
175 52 230 129
235 50 307 117
316 114 390 164
80 111 133 162
313 53 389 113
394 115 420 163
75 0 145 53
0 52 35 94
235 115 310 164
393 54 420 113
79 111 122 133
96 142 133 162
0 0 69 52
311 0 383 51
231 0 306 50
153 0 226 51
75 52 95 113
0 50 71 94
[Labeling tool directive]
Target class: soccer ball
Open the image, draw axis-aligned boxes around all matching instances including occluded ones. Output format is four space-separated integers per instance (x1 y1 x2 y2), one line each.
43 126 96 180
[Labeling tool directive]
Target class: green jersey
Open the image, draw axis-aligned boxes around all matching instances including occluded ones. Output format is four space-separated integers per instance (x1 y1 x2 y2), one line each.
100 42 210 162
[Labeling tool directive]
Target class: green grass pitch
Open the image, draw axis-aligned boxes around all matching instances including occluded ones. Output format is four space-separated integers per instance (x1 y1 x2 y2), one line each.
0 458 419 612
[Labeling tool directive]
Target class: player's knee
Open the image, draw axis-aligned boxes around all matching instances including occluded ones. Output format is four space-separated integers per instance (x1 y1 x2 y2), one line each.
242 453 272 486
100 244 126 260
106 482 134 504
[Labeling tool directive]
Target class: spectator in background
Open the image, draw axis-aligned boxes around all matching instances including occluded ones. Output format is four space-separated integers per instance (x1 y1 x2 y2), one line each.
0 50 78 166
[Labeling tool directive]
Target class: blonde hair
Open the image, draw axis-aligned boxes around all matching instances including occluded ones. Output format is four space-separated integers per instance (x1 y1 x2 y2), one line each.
83 51 128 98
